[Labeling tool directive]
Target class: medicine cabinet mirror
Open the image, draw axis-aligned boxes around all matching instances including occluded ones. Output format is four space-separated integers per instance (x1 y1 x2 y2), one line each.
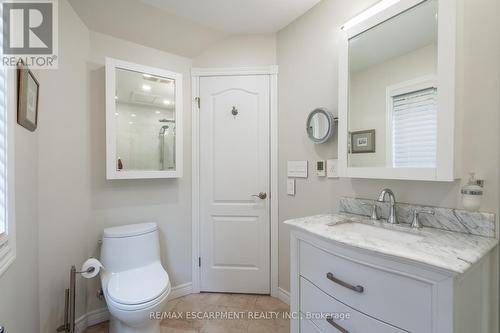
338 0 457 181
105 58 183 179
306 108 335 144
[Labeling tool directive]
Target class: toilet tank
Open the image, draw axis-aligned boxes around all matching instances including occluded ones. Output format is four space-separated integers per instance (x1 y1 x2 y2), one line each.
100 223 161 273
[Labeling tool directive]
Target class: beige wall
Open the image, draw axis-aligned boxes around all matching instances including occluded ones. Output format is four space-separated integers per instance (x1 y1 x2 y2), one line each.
276 0 500 296
193 33 277 67
0 72 40 333
86 31 193 313
349 44 437 167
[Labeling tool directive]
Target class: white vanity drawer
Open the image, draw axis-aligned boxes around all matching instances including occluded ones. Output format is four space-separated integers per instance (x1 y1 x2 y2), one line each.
300 316 323 333
300 277 406 333
299 240 432 332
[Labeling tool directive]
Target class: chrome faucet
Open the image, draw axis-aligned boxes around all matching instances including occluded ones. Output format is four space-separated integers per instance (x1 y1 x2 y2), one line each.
377 189 398 224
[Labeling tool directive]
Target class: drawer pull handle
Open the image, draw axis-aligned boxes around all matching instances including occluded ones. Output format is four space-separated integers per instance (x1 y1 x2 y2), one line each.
326 316 350 333
326 272 364 293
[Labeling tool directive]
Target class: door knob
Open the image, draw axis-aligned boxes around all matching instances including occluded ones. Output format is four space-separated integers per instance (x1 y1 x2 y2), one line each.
251 192 267 200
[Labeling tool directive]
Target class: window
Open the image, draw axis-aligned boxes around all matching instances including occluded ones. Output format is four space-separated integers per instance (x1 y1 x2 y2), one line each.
386 77 437 168
0 14 15 276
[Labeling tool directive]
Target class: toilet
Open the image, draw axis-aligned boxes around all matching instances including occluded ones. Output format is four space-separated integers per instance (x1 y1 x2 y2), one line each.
100 223 170 333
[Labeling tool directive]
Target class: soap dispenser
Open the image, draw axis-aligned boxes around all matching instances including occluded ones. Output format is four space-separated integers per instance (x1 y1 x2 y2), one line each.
461 172 484 211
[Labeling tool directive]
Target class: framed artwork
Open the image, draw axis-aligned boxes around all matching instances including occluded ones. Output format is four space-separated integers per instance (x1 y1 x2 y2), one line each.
350 129 375 153
18 64 40 131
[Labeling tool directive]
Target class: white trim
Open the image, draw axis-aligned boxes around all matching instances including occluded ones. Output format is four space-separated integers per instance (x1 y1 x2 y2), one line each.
337 30 349 179
76 283 193 332
338 0 457 181
191 74 201 293
105 57 183 180
269 70 279 298
75 307 110 333
85 308 110 327
167 282 193 300
0 68 16 277
278 287 290 305
191 66 279 297
435 0 457 180
191 66 278 77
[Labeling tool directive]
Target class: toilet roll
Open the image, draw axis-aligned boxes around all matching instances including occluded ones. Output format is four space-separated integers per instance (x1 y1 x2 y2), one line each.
81 258 104 279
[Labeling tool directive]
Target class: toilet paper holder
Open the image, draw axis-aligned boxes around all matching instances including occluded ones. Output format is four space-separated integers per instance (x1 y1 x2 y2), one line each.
56 265 96 333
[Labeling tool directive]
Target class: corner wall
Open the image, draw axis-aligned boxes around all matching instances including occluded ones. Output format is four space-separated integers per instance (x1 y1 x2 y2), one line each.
36 1 91 332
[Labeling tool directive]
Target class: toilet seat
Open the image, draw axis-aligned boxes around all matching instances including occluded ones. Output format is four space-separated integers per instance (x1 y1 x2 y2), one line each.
105 261 171 311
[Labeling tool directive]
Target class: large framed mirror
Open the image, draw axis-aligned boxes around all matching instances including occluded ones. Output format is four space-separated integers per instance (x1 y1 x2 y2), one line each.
338 0 457 181
105 58 183 179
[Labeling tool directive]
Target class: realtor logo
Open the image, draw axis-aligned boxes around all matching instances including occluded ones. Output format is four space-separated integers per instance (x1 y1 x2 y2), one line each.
2 0 58 69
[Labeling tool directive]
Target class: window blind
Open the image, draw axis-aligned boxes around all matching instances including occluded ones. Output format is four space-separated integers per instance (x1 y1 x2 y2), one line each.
392 87 437 168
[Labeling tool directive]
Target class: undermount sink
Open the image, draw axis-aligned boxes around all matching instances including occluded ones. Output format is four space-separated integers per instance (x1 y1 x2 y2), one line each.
328 221 424 243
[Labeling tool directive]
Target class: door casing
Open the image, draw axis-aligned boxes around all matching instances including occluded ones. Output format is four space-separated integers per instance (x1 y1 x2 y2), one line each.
191 66 279 298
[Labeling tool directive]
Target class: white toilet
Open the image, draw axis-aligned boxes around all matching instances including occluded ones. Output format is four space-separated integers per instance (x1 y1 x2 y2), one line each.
100 223 171 333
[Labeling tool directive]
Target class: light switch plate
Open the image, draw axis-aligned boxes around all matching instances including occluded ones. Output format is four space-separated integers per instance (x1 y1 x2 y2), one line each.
287 160 308 178
287 178 295 196
327 159 339 178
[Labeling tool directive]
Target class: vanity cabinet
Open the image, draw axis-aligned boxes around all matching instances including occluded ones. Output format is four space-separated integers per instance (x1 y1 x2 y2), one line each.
290 229 496 333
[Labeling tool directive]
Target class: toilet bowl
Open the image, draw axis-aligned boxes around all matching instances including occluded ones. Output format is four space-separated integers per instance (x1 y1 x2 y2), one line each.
100 223 170 333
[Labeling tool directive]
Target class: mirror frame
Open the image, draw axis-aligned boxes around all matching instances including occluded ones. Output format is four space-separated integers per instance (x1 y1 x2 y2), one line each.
105 57 183 179
337 0 458 181
306 108 335 144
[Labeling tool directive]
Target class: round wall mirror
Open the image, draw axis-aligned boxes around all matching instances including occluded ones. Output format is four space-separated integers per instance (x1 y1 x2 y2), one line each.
306 108 335 144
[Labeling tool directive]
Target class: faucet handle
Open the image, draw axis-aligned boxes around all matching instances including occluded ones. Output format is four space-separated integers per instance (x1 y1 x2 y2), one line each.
362 202 380 220
410 209 434 229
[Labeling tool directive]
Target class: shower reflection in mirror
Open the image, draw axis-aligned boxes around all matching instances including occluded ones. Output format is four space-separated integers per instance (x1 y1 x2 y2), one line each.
114 67 177 172
106 57 183 179
158 119 175 170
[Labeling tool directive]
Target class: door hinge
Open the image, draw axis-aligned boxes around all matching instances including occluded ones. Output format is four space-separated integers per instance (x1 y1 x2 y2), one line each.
198 257 201 267
195 97 200 109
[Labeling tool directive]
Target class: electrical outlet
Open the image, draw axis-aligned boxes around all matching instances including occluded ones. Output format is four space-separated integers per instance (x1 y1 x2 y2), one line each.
327 159 339 178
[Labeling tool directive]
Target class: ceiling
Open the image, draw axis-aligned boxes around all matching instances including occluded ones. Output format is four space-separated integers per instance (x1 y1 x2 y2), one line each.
68 0 320 58
141 0 321 34
68 0 224 58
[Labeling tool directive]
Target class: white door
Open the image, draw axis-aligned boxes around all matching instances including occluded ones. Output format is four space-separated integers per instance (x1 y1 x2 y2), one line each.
199 75 270 294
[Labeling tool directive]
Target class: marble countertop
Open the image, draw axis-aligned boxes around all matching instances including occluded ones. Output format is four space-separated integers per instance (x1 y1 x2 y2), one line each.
285 213 499 274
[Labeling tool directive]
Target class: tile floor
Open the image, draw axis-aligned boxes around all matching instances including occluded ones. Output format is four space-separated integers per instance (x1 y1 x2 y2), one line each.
84 293 290 333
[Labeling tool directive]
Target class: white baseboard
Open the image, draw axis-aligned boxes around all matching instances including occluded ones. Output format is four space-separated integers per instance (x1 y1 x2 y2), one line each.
75 307 109 333
278 287 290 305
76 282 193 332
168 282 192 301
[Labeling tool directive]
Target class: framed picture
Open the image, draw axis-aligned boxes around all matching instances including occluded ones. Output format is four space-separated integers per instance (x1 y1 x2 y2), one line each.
18 64 40 131
350 129 375 153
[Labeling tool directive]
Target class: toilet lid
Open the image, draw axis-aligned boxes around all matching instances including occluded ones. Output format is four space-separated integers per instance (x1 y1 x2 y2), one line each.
107 262 169 305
